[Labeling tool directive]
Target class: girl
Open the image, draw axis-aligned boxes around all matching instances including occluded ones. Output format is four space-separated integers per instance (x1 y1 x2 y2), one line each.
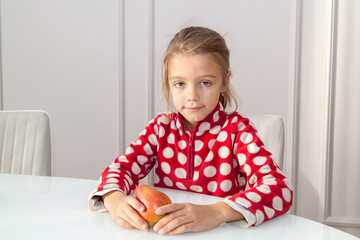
89 26 293 235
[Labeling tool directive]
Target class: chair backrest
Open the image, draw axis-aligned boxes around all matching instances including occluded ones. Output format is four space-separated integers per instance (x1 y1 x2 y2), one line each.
248 115 285 169
0 110 51 176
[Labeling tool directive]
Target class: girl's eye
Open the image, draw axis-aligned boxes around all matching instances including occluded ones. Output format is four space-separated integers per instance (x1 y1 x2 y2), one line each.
175 82 185 87
201 81 211 87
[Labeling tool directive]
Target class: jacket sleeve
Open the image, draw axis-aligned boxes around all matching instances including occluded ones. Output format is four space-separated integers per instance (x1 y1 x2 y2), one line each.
227 118 293 226
88 114 165 211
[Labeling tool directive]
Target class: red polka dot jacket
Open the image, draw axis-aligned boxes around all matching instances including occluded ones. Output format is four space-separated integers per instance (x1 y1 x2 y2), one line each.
90 103 293 226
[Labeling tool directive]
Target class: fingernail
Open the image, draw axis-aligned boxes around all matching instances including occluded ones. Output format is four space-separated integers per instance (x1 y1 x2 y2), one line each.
153 226 158 232
142 223 148 230
155 209 161 215
139 206 145 212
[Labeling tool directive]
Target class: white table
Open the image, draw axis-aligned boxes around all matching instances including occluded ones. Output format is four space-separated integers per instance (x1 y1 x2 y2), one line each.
0 174 358 240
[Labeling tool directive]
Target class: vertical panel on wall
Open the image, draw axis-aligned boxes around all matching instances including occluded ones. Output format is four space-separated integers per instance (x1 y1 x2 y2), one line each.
0 0 121 179
123 0 155 185
295 0 334 221
285 0 301 210
147 0 155 121
295 0 360 237
118 0 125 156
325 0 360 235
124 0 152 146
0 4 2 110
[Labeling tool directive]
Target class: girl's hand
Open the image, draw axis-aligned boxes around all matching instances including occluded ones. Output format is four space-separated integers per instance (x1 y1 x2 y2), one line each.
102 190 149 231
153 202 244 235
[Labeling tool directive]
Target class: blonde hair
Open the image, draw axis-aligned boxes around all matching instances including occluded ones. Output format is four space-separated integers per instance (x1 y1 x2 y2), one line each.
162 26 238 112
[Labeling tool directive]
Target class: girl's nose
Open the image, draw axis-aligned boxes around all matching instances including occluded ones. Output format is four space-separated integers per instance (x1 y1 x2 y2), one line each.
187 86 199 101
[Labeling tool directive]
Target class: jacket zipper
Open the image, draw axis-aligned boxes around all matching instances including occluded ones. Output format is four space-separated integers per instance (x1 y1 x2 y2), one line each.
187 131 196 180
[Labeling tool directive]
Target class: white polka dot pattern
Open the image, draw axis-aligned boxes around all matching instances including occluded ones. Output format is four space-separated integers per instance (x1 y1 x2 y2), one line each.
218 146 230 158
220 163 231 175
220 180 232 192
210 125 221 135
137 155 148 165
243 164 252 176
192 171 199 181
253 156 267 165
208 139 216 149
164 177 173 187
159 126 165 137
175 168 186 179
178 153 187 165
273 196 283 211
218 131 228 142
235 197 252 208
131 163 140 174
167 133 175 144
176 182 186 190
194 140 204 151
213 111 219 122
264 206 275 219
143 143 153 155
194 155 202 167
106 178 118 183
95 104 293 227
126 147 134 155
199 122 210 132
204 166 217 178
240 132 253 144
247 143 260 154
190 185 203 192
161 162 171 174
246 192 262 202
207 181 218 192
282 188 291 202
255 210 265 225
204 151 214 162
178 140 187 150
257 185 271 194
163 147 174 158
148 134 158 145
237 153 246 165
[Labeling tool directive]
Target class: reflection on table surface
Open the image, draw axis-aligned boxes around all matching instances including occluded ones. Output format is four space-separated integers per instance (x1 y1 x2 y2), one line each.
0 174 358 240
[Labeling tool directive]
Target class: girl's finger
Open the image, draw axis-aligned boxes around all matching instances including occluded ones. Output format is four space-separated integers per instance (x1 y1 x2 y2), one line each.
115 217 136 230
127 196 146 212
154 211 177 232
118 209 140 229
157 216 192 235
155 203 185 215
169 223 193 235
154 203 190 232
124 206 149 231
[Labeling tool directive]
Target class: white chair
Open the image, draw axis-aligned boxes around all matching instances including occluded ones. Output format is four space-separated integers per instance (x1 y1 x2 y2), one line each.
0 110 51 176
249 115 285 169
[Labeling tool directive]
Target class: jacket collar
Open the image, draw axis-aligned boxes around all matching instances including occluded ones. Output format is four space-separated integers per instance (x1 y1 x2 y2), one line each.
175 102 227 135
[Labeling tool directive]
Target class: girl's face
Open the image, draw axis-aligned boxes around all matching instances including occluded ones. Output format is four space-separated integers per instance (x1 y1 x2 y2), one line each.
168 54 225 130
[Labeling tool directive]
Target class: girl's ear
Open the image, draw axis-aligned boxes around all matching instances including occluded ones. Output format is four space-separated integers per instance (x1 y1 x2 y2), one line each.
227 71 232 79
221 71 232 93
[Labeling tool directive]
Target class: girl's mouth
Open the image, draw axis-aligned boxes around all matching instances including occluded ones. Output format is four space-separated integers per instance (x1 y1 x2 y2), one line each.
185 106 204 111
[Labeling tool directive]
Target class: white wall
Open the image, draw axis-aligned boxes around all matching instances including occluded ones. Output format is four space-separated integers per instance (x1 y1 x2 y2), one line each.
0 0 292 179
0 0 122 179
294 0 360 237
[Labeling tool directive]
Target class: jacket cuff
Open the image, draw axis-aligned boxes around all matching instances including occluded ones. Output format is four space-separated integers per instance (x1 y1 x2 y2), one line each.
88 188 124 212
222 199 256 227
